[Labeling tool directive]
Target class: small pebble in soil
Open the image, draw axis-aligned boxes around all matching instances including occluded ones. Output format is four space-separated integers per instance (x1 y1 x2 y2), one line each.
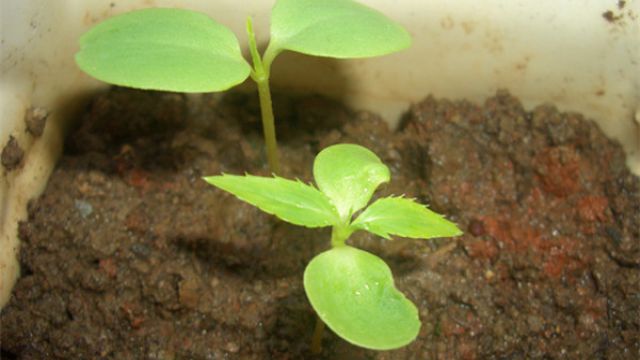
605 226 623 246
225 342 240 353
1 135 24 170
130 243 151 258
468 218 486 236
74 199 93 218
484 269 495 280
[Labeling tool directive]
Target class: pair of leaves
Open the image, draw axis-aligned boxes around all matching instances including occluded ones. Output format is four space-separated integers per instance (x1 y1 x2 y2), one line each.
204 144 462 242
75 0 411 92
206 144 460 349
206 144 461 350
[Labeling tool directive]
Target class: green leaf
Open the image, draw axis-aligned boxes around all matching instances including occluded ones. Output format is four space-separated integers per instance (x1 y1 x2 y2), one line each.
304 246 420 350
313 144 390 220
269 0 411 59
351 197 463 240
203 174 339 228
76 8 251 93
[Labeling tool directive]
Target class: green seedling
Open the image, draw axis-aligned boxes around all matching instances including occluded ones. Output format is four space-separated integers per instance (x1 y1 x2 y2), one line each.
204 144 462 350
75 0 411 173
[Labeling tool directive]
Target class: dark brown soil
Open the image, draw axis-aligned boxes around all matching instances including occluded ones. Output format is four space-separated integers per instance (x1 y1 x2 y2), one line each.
2 136 24 171
2 88 639 359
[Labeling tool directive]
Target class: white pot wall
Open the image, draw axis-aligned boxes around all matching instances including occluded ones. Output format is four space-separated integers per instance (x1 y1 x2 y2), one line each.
1 0 638 307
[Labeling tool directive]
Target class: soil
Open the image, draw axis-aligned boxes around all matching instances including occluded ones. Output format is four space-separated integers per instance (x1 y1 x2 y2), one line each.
2 136 24 171
24 107 49 138
2 88 639 359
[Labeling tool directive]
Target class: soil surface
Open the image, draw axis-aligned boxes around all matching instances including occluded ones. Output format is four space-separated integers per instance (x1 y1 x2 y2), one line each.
2 88 639 359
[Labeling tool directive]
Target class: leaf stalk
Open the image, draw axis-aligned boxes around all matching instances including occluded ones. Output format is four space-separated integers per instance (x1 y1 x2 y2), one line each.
247 17 280 174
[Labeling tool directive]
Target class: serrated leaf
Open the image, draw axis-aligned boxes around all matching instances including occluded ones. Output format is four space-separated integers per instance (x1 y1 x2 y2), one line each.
203 174 339 228
304 246 420 350
76 8 251 92
270 0 411 59
351 197 462 240
313 144 389 221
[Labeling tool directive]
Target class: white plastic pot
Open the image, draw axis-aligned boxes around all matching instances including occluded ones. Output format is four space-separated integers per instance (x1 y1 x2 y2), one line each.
1 0 638 307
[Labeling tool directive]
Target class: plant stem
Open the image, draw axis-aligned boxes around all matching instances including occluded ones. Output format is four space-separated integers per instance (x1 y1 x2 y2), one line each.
255 78 279 174
331 225 353 247
247 17 280 174
310 314 325 354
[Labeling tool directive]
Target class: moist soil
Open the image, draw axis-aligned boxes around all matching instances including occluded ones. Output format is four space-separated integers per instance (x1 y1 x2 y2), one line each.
2 88 639 359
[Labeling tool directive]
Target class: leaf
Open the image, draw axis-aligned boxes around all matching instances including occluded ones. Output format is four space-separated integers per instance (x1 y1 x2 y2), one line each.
351 197 463 240
203 174 339 228
304 246 420 350
313 144 390 220
76 8 251 93
269 0 411 59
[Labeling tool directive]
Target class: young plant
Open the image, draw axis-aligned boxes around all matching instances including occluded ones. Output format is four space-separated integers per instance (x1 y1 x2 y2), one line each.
204 144 462 350
75 0 411 173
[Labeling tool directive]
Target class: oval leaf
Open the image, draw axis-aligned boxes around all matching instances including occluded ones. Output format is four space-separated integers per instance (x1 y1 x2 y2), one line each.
304 246 420 350
76 8 251 92
352 197 463 240
313 144 390 220
203 174 339 228
270 0 411 58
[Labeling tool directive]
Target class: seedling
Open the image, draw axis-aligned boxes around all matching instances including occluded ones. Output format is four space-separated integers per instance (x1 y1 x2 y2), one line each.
75 0 411 173
204 144 462 350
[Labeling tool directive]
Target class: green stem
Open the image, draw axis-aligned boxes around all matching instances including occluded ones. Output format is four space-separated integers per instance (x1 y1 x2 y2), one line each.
247 17 280 174
256 78 279 174
310 314 325 354
331 225 353 247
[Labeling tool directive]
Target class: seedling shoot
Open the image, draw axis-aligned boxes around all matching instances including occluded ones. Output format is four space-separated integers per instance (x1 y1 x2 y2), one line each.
204 144 462 350
75 0 411 173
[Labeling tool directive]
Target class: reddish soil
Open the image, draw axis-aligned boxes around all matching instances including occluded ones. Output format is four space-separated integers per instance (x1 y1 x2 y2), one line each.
1 88 639 359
